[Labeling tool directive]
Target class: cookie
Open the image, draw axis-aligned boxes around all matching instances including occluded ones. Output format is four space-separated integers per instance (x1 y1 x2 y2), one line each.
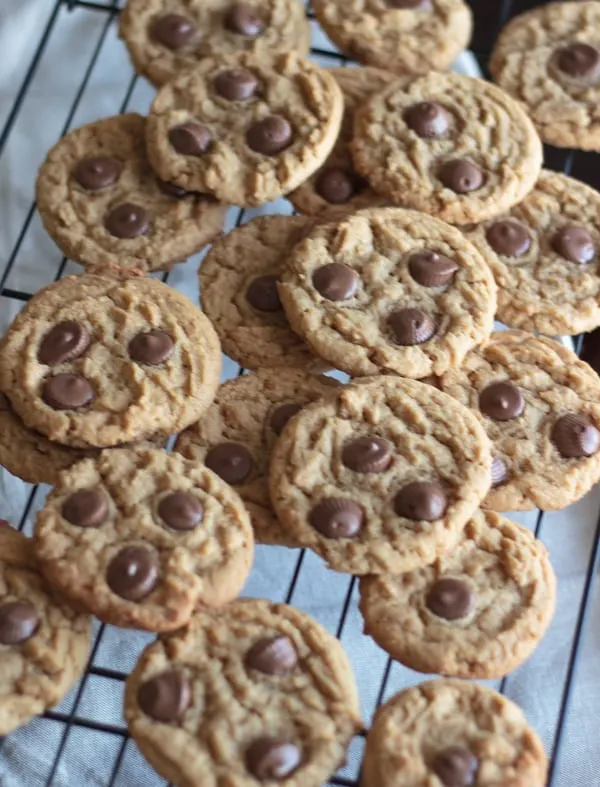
0 275 222 448
359 510 556 679
199 214 328 371
278 208 497 379
438 330 600 511
36 114 227 274
289 67 397 217
119 0 310 88
174 369 339 546
361 679 548 787
269 376 492 575
312 0 473 76
351 72 543 225
0 524 91 735
33 447 254 632
145 52 344 207
466 170 600 336
125 598 362 786
489 2 600 150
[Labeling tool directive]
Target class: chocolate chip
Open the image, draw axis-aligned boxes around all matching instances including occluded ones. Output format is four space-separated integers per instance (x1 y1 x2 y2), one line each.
129 330 175 366
404 101 451 138
205 443 254 484
486 220 531 258
215 68 258 101
137 670 191 722
156 178 192 198
431 746 478 786
479 382 524 422
491 456 509 488
316 169 357 204
312 263 359 301
270 403 302 435
246 738 301 780
342 436 392 473
246 116 293 156
557 42 600 79
74 156 121 191
388 308 436 345
309 498 363 538
42 374 94 410
106 546 159 601
169 123 212 156
105 203 149 238
426 578 474 621
152 13 196 49
246 274 282 312
245 636 298 675
62 489 109 528
38 321 91 365
224 3 265 36
0 602 39 645
158 492 203 531
439 160 485 193
394 481 447 521
387 0 427 7
552 414 600 458
408 251 458 287
552 226 596 264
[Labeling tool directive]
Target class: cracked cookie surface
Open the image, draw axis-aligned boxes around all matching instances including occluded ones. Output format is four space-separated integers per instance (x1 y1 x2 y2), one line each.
33 448 254 632
125 598 362 787
36 114 227 274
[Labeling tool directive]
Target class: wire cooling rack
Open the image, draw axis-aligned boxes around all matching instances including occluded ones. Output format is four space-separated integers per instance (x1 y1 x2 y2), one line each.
1 0 600 784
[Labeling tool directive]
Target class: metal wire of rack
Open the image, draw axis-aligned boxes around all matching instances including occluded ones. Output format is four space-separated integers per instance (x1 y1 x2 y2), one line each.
0 0 600 784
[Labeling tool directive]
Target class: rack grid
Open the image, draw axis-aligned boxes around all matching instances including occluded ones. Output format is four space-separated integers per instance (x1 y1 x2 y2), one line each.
0 1 599 784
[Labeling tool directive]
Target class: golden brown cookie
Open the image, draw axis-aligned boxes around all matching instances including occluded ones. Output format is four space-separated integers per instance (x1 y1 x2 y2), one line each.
36 114 227 274
33 448 254 632
125 599 362 787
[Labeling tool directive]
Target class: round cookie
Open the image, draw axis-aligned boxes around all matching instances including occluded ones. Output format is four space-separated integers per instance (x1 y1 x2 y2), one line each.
36 114 227 274
289 67 397 217
351 72 543 225
312 0 473 76
119 0 310 88
269 376 492 575
125 599 362 787
359 510 556 679
199 214 328 371
278 208 497 379
146 52 344 207
0 275 222 448
174 369 339 546
467 170 600 336
361 679 548 787
0 524 91 735
438 330 600 511
489 2 600 150
33 448 254 632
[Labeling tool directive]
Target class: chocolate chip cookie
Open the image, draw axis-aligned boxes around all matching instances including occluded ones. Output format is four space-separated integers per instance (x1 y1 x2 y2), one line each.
36 114 227 274
199 214 328 371
362 679 547 787
125 598 361 786
490 1 600 150
359 510 556 679
146 52 344 207
0 275 221 448
278 208 497 378
351 72 543 224
174 369 339 546
119 0 310 88
269 376 492 575
289 67 397 217
0 524 91 734
33 447 254 632
467 170 600 336
438 330 600 511
312 0 473 76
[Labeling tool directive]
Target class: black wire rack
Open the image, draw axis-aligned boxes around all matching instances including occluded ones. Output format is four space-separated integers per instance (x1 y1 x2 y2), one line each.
0 0 599 784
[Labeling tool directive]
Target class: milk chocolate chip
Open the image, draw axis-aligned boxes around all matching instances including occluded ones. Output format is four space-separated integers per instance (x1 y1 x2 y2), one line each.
312 263 359 301
270 403 302 435
552 226 595 264
105 203 149 238
309 498 363 538
246 116 293 155
388 308 436 345
0 602 39 645
245 636 298 675
74 156 121 191
169 123 212 156
129 330 174 365
205 443 254 484
158 492 203 531
557 42 600 80
62 489 109 528
106 546 159 601
38 321 91 365
316 169 357 204
431 746 478 786
439 160 485 193
486 220 531 258
426 578 474 621
246 739 301 780
479 382 524 422
246 274 282 312
42 374 94 411
408 251 458 287
152 14 196 49
404 101 451 138
552 414 600 458
225 3 265 36
342 436 392 473
394 481 447 521
137 670 191 722
215 68 258 101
